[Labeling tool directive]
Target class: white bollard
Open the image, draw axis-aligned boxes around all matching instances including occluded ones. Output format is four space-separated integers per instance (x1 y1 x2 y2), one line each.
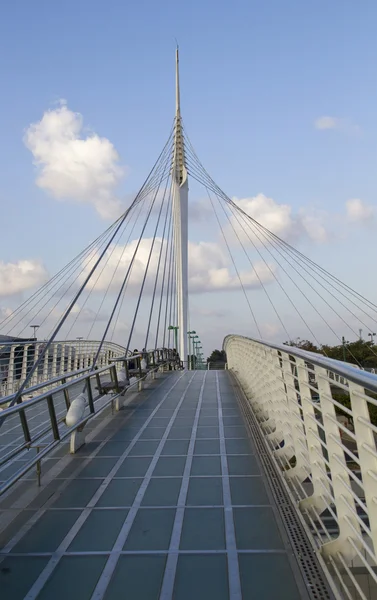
66 393 87 427
66 392 88 453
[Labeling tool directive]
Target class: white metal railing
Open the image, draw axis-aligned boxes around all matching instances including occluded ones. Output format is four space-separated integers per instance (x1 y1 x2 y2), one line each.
0 339 127 397
224 334 377 600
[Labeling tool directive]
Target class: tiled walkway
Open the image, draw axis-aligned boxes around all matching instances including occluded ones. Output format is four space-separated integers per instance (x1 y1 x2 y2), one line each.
0 370 308 600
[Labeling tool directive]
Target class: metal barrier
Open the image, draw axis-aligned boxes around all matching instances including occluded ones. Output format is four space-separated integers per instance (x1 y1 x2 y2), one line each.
0 339 127 397
0 348 178 497
224 334 377 600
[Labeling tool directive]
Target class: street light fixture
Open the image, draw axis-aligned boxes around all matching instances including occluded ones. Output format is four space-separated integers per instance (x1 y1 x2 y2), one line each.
187 331 196 370
368 332 377 344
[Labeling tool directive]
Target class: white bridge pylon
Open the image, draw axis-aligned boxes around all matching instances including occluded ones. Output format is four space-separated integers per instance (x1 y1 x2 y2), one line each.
172 47 188 367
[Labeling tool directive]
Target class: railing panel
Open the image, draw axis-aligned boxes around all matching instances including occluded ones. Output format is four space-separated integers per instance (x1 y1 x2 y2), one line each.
224 334 377 600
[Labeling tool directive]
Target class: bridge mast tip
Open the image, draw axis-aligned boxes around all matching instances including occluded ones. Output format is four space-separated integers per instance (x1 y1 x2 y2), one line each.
175 44 180 115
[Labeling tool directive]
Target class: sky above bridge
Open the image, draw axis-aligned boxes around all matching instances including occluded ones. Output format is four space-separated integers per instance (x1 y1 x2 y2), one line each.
0 0 376 355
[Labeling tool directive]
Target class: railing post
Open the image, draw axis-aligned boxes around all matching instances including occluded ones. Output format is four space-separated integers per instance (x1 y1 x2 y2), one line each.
7 345 15 395
51 344 58 378
296 359 332 517
21 344 29 385
316 372 363 563
281 354 311 483
43 346 49 382
349 382 377 558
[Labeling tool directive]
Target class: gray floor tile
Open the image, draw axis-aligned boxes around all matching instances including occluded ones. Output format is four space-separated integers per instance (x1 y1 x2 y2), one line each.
198 416 219 426
77 457 119 478
115 456 153 477
230 476 269 504
69 509 128 551
194 440 220 455
180 508 225 549
97 441 130 456
224 426 248 438
124 508 175 550
173 554 229 600
161 440 189 455
13 510 81 553
0 556 49 600
190 456 222 476
152 456 186 476
96 479 143 507
38 556 107 600
233 507 285 549
140 428 166 440
238 553 302 599
225 438 253 455
223 416 244 426
52 479 102 508
103 555 167 600
167 427 193 439
196 426 219 439
141 477 182 506
227 455 260 476
129 441 160 456
187 477 223 505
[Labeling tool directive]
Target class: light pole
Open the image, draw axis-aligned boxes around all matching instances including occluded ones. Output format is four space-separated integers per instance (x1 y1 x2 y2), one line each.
168 326 179 353
342 336 349 362
368 332 376 345
187 330 196 370
30 325 40 341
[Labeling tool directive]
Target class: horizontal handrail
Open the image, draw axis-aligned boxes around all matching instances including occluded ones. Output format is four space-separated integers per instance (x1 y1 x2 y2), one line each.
224 334 377 392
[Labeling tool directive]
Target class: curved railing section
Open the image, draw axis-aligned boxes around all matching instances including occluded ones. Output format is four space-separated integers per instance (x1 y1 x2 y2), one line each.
224 334 377 600
0 339 127 397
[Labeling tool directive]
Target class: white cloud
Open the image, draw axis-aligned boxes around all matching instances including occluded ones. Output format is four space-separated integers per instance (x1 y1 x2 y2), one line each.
79 238 275 295
345 199 374 223
314 116 339 130
314 116 360 135
232 194 295 239
229 194 329 245
298 210 329 243
0 260 48 296
24 101 125 219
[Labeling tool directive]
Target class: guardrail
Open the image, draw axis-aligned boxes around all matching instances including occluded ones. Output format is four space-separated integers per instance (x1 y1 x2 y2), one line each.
0 348 179 497
0 339 127 397
224 334 377 600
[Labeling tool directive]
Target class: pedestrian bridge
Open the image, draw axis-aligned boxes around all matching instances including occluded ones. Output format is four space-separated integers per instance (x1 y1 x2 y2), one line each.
1 337 377 599
2 50 377 599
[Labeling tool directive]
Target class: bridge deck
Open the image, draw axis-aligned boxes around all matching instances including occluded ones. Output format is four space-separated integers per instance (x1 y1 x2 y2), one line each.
1 371 308 600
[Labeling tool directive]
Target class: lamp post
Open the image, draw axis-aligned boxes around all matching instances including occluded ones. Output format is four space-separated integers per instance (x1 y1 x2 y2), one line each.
187 330 196 370
368 332 377 345
342 336 349 362
168 326 179 353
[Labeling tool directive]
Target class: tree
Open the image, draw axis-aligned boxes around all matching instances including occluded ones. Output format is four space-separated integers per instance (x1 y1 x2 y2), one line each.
284 339 321 353
284 337 377 369
207 349 227 364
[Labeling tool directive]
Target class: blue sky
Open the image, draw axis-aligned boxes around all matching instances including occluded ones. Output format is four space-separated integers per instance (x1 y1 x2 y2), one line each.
1 1 377 354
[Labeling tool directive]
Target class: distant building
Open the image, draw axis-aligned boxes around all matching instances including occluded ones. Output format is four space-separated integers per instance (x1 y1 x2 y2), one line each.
0 335 36 383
